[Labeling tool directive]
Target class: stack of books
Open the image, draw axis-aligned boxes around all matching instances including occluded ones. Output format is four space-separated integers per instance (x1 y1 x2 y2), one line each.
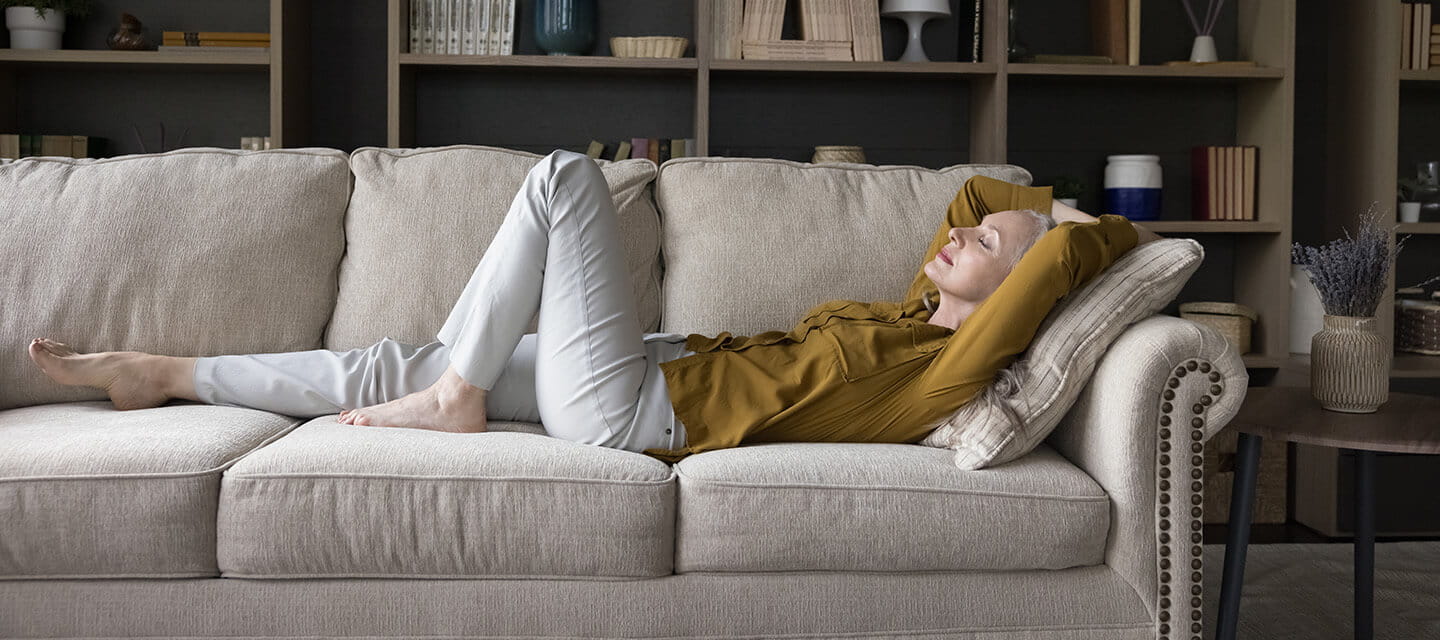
159 31 269 52
586 138 697 164
711 0 883 62
1190 145 1258 221
1090 0 1142 65
1401 2 1434 70
409 0 515 55
0 134 96 160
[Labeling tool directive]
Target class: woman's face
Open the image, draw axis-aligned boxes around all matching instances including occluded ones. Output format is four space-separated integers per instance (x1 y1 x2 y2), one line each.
923 210 1035 306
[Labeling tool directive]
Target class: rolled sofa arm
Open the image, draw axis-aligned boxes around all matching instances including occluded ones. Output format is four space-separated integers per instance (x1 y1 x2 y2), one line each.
1045 314 1248 639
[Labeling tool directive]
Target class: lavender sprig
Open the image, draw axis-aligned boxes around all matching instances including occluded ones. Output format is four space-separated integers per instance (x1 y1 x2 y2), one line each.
1291 202 1400 318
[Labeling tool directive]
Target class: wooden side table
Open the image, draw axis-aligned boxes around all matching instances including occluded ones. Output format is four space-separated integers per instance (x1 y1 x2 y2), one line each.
1215 386 1440 640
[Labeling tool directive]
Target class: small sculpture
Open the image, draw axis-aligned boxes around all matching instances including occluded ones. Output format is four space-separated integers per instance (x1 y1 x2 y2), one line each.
106 13 151 51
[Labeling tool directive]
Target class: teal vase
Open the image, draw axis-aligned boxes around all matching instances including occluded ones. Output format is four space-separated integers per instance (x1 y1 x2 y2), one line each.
535 0 596 56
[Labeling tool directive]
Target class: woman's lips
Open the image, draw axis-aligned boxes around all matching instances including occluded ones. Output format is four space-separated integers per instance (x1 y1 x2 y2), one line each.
939 248 953 265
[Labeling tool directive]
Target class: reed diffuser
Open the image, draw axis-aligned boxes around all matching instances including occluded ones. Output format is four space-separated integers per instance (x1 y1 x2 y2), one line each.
1179 0 1225 62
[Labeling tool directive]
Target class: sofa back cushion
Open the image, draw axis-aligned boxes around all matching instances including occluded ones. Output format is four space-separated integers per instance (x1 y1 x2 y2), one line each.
0 148 353 410
653 158 1033 335
325 146 662 350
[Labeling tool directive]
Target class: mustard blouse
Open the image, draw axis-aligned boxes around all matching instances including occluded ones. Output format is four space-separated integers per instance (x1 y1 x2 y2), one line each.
642 175 1139 464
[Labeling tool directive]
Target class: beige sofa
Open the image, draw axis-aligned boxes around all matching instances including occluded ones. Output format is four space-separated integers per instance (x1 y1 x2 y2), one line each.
0 146 1247 639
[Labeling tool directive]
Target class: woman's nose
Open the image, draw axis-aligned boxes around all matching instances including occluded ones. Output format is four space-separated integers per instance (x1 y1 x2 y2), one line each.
948 227 965 246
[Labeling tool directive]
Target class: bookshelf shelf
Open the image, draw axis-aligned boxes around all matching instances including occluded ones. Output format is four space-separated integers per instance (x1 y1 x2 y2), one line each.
1399 68 1440 82
1396 222 1440 234
0 48 270 69
398 53 698 71
1140 221 1283 233
708 59 996 75
1005 62 1284 80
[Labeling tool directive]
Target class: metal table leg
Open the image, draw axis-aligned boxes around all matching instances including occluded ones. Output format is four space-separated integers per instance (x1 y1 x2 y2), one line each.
1354 448 1375 640
1216 431 1263 640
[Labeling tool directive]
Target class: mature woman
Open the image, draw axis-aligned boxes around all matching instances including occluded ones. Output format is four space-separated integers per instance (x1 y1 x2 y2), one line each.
28 150 1160 463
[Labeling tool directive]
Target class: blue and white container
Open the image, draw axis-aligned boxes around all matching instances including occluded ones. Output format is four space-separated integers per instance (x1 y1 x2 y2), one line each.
1104 154 1163 221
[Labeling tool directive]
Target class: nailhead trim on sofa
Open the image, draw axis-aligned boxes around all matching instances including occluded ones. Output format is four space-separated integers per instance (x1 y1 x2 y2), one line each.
1155 358 1219 640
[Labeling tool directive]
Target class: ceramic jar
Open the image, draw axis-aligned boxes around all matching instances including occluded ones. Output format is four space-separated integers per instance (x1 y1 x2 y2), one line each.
1104 154 1162 220
535 0 596 56
1310 315 1390 413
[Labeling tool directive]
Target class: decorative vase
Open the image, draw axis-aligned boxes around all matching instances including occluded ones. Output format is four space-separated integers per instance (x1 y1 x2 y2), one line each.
5 7 65 50
1310 315 1389 413
879 0 951 63
107 13 151 51
1189 35 1218 62
1104 154 1163 220
1400 201 1422 223
534 0 595 56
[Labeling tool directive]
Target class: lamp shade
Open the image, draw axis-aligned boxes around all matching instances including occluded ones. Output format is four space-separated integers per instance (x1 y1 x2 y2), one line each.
880 0 952 17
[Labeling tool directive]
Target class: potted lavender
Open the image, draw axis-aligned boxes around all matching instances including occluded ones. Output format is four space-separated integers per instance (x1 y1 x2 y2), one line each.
1291 204 1397 412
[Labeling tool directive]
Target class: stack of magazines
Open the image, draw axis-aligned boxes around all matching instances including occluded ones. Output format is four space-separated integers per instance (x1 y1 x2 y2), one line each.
410 0 516 55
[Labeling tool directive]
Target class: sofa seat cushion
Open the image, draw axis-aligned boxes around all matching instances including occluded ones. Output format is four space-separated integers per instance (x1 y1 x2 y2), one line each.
0 402 300 579
217 418 677 579
673 442 1109 573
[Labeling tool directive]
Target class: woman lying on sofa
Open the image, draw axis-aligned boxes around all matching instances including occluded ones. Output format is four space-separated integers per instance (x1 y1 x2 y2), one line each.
28 150 1160 463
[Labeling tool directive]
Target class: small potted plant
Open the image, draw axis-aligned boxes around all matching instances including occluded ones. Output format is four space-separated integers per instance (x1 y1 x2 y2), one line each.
2 0 94 50
1053 175 1085 209
1398 177 1424 223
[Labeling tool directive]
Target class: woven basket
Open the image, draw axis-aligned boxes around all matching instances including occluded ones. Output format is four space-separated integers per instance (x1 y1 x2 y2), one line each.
1396 299 1440 354
610 36 688 58
811 145 866 163
1179 301 1258 354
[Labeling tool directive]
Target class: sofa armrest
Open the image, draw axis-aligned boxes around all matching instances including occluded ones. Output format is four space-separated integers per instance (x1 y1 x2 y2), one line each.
1044 314 1249 637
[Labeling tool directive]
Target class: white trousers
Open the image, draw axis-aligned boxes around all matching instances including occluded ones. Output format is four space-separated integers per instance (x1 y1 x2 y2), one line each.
192 150 690 454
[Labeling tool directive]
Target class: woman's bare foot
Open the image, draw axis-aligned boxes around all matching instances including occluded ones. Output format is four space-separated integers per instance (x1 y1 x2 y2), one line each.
337 367 488 434
26 338 173 410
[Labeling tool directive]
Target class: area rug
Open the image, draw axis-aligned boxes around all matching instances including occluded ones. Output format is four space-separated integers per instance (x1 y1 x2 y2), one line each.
1199 541 1440 639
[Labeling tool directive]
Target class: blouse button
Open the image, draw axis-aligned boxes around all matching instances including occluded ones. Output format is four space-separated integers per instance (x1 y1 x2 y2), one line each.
665 428 672 434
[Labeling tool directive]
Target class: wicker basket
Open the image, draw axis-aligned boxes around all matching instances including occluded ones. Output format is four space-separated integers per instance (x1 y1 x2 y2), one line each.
811 145 866 163
610 36 688 58
1396 299 1440 354
1179 301 1258 354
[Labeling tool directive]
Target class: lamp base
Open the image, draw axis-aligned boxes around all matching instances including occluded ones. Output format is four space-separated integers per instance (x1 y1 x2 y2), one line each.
897 13 934 62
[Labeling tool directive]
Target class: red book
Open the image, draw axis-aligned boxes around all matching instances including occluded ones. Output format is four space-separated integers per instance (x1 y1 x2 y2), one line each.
1191 146 1213 221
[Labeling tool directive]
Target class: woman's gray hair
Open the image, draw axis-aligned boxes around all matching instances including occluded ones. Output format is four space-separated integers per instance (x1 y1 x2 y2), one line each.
1008 209 1059 271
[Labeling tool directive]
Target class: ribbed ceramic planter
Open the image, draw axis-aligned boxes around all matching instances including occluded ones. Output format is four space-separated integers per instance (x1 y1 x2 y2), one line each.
1310 315 1389 413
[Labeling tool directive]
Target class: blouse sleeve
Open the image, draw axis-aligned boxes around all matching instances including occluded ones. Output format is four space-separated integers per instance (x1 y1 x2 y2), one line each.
915 214 1140 403
904 175 1056 305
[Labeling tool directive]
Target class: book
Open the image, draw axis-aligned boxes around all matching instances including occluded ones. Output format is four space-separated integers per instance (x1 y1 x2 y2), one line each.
40 135 70 157
672 138 687 159
1423 3 1432 70
1126 0 1140 65
1091 0 1126 65
712 0 744 59
1191 146 1211 220
71 135 88 158
657 139 671 163
461 0 475 54
585 140 606 159
848 0 882 62
684 137 696 157
437 0 451 55
157 46 269 53
502 0 515 54
742 0 785 46
422 0 436 54
966 0 982 62
162 31 269 41
410 0 421 52
647 137 660 163
1242 145 1256 221
477 0 491 54
631 137 650 162
453 0 466 54
614 140 632 161
743 39 852 61
1403 3 1412 70
160 39 270 47
799 0 850 42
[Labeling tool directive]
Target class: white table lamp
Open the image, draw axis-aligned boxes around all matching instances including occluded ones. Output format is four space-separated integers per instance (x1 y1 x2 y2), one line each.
880 0 952 62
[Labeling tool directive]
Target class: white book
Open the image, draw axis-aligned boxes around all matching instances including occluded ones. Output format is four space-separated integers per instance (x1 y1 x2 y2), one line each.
421 0 435 54
488 0 501 55
476 0 490 54
502 0 515 55
409 0 421 53
436 0 450 55
460 0 473 54
448 0 462 54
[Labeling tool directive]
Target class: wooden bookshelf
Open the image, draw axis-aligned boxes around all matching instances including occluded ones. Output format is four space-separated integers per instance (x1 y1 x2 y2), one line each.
1006 62 1284 79
0 0 308 152
1396 222 1440 234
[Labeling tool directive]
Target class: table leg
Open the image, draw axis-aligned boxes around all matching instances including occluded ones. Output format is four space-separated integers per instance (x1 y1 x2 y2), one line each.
1354 448 1375 640
1216 432 1263 640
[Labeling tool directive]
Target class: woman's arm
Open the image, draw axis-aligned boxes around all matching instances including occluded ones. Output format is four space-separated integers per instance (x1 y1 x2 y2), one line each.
1051 199 1164 245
